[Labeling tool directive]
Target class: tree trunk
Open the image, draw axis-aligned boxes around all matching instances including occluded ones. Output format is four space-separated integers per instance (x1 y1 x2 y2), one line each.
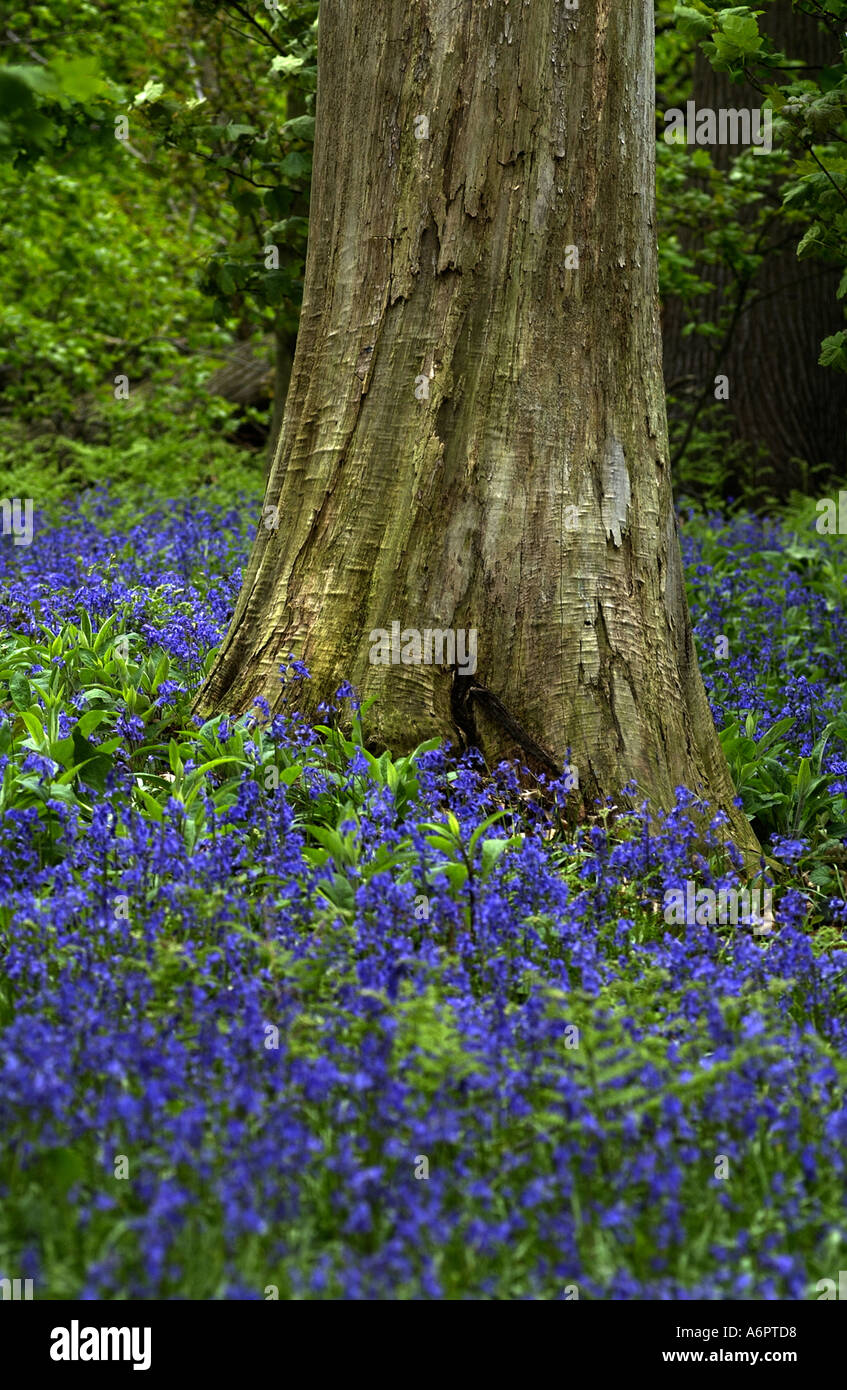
268 316 294 470
662 1 846 493
196 0 758 857
267 84 309 466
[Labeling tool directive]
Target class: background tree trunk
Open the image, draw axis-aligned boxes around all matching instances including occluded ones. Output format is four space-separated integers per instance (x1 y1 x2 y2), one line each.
196 0 757 856
269 317 294 469
267 84 309 466
662 0 846 493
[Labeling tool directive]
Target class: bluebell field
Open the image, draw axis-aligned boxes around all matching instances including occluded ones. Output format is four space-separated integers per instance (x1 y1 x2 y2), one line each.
0 492 846 1299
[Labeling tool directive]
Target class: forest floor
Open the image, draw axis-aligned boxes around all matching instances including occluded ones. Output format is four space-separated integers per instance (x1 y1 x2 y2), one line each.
0 490 845 1298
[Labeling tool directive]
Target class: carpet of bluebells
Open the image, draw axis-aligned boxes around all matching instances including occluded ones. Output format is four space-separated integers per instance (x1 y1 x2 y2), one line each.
0 492 846 1300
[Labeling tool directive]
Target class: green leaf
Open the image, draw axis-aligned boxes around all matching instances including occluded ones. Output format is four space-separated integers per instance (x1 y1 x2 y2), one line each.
795 758 812 799
820 332 847 372
136 788 165 822
430 861 468 892
281 115 315 142
316 872 356 914
193 755 252 777
271 55 306 75
479 835 523 877
302 845 330 867
305 824 347 860
469 810 509 855
757 716 795 751
20 709 46 744
717 11 762 57
39 1145 86 1194
673 5 714 41
75 709 109 739
796 223 824 260
9 669 31 710
424 833 459 857
50 55 108 104
279 150 311 179
134 78 165 107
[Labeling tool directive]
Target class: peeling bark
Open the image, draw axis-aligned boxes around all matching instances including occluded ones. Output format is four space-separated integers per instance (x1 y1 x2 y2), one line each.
196 0 759 859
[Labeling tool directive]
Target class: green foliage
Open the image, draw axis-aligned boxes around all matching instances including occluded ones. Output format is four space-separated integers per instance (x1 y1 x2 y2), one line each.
130 1 319 341
720 711 847 839
656 1 847 497
1 494 846 1296
0 152 224 407
0 1 321 503
0 52 114 163
664 0 847 367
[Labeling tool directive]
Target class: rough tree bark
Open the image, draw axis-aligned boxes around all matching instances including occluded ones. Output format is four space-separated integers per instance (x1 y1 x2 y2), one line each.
662 1 846 491
196 0 758 856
